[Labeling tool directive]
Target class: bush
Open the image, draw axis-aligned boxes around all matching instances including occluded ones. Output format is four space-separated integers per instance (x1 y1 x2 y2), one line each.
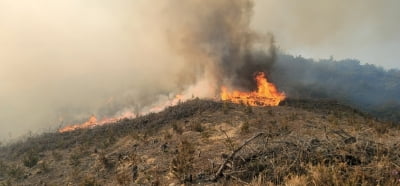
99 153 114 170
0 160 8 177
51 151 62 161
244 105 253 114
222 102 230 114
70 154 81 167
172 123 183 134
80 175 100 186
192 123 204 132
240 121 250 134
171 140 195 183
7 165 24 180
23 150 39 168
39 161 50 173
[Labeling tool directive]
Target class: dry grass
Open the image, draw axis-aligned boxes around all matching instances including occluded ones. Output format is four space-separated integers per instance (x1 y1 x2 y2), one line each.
0 99 399 185
171 139 195 183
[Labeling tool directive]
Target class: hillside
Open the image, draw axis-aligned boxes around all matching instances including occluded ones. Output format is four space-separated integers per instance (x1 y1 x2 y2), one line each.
272 54 400 122
1 99 400 185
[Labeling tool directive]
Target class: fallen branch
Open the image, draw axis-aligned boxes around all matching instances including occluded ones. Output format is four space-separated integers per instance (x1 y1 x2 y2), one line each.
224 170 247 176
230 175 249 185
211 132 265 181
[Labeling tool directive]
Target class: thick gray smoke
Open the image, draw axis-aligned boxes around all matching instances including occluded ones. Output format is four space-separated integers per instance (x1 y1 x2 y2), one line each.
0 0 275 140
3 0 397 141
0 0 185 140
164 0 275 92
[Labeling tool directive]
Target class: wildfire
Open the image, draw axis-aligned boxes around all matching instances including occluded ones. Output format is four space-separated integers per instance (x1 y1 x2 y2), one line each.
58 114 132 133
58 94 184 133
220 72 285 106
58 72 284 133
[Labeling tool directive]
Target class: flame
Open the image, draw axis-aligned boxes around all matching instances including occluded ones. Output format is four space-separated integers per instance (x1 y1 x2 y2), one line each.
220 72 285 106
59 72 284 133
58 94 184 133
58 114 130 133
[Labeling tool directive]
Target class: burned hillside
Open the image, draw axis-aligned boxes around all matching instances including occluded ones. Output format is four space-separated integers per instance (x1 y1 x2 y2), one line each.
1 99 400 185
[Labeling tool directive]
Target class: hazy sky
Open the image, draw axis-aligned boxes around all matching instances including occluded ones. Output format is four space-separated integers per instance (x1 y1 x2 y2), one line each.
252 0 400 68
0 0 399 140
0 0 183 140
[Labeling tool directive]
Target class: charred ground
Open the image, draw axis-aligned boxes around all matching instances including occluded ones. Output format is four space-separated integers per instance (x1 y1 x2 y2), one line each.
1 99 400 185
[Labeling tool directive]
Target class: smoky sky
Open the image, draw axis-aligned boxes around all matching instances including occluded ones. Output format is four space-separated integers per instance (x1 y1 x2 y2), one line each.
252 0 400 68
0 0 271 140
0 0 184 140
0 0 399 140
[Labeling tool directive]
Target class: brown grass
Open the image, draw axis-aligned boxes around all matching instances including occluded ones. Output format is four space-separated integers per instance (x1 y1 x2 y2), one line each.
0 99 399 185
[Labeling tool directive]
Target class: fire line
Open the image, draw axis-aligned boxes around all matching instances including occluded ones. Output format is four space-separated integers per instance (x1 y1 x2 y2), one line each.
220 72 285 106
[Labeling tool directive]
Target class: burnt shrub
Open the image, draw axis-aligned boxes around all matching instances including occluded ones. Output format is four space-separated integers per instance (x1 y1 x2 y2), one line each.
23 150 39 168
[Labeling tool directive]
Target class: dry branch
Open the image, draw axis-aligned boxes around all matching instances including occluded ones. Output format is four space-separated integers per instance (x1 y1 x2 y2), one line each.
211 132 265 181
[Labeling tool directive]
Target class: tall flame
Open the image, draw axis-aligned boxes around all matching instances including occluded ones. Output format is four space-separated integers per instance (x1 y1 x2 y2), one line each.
220 72 285 106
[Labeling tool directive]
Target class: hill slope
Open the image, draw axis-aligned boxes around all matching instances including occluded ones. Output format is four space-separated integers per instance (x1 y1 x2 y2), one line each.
272 54 400 122
1 99 400 185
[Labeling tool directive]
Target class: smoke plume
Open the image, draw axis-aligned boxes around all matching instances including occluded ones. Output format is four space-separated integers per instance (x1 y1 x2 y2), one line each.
1 0 399 140
164 0 275 92
0 0 275 140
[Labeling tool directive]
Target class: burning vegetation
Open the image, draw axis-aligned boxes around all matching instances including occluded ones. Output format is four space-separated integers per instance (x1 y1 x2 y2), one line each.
221 72 285 106
58 115 129 133
59 72 286 133
2 0 400 185
52 0 281 133
59 95 185 133
2 99 400 186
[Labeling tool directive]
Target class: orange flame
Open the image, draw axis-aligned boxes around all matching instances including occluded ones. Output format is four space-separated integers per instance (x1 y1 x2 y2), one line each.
220 72 285 106
58 94 184 133
59 73 284 133
58 115 127 133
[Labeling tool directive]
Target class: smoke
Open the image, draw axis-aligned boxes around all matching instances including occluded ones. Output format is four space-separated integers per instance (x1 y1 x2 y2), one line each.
4 0 397 140
252 0 400 68
164 0 275 92
0 0 276 140
0 0 180 140
270 53 400 121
